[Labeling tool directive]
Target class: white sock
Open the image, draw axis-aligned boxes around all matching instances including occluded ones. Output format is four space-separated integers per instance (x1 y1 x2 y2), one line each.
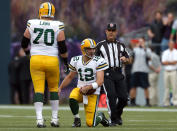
74 114 80 118
50 100 59 119
34 102 43 120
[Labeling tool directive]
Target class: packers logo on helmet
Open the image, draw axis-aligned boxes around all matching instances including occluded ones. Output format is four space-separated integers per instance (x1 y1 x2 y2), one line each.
81 38 96 58
39 2 55 18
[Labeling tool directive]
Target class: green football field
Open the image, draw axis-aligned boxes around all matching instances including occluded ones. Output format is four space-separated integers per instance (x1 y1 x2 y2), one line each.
0 105 177 131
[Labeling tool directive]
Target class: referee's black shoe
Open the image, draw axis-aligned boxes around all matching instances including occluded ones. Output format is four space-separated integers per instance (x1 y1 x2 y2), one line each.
116 117 123 125
110 117 123 126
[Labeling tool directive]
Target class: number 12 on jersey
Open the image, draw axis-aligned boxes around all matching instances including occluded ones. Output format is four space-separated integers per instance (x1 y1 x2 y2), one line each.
78 68 94 81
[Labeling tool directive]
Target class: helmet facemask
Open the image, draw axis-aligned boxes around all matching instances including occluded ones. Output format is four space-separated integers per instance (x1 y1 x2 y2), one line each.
84 47 96 59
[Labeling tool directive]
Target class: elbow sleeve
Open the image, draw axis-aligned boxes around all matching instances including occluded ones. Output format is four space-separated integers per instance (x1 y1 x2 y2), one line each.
58 40 67 54
21 36 30 49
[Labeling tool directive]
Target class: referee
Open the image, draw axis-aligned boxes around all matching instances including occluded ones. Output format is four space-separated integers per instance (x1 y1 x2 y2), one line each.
95 23 130 126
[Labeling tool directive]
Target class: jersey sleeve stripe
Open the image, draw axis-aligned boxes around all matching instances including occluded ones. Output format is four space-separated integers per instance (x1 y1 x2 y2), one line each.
59 25 64 29
96 63 108 69
27 23 31 27
59 27 64 30
68 64 76 71
27 22 31 27
96 63 107 68
96 65 108 70
97 63 107 67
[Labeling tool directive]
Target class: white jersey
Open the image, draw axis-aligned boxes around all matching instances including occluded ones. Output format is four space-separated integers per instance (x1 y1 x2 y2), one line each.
27 19 64 56
69 55 108 95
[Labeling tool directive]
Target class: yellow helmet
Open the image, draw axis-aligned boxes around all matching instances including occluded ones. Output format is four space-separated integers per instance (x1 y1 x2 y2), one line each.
81 38 96 58
39 2 55 18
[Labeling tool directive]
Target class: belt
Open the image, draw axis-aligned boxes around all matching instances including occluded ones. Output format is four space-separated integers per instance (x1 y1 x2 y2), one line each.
108 67 122 71
166 70 176 72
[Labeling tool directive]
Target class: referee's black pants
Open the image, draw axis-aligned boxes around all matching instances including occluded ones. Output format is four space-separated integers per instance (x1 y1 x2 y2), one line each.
103 68 128 123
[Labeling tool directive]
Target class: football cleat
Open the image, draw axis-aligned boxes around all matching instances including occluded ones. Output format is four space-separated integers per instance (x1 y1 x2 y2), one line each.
50 118 59 127
72 118 81 127
98 112 109 127
36 119 46 128
39 2 55 18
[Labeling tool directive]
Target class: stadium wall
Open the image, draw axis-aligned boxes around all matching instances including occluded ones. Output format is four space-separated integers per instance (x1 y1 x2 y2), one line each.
0 0 10 104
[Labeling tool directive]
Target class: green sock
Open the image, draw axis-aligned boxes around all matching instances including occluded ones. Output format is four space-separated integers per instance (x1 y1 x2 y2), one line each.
50 92 59 100
33 93 43 103
69 98 79 115
94 114 102 127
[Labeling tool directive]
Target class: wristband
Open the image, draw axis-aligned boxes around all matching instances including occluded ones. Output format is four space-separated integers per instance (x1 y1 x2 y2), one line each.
92 82 98 89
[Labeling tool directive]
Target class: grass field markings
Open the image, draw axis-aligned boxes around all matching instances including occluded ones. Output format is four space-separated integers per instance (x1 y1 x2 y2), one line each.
0 115 12 117
0 127 177 130
1 106 177 112
0 115 41 118
124 115 147 118
1 106 177 130
1 115 177 123
126 123 177 126
0 128 124 130
128 120 177 122
126 123 177 125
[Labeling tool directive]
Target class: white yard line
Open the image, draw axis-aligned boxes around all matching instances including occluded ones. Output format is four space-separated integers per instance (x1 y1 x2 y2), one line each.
0 115 36 118
128 120 177 122
1 114 177 124
0 127 176 130
0 105 177 112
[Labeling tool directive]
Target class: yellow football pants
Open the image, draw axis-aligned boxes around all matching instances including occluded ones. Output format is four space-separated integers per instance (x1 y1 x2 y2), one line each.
30 55 59 94
70 87 98 127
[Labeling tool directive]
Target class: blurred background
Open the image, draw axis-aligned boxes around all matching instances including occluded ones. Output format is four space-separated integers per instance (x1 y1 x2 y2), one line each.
11 0 177 41
1 0 177 105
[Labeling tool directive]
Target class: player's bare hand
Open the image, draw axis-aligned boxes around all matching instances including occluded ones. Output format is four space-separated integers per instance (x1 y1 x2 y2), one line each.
80 85 92 94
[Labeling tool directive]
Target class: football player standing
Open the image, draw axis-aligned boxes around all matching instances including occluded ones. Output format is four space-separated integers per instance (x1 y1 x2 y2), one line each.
21 2 68 128
59 38 110 127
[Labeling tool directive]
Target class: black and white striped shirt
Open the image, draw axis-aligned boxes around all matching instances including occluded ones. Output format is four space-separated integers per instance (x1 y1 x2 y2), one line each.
95 39 129 68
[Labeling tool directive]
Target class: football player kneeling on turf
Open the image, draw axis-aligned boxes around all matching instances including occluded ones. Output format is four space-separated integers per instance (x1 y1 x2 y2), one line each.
59 38 110 127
